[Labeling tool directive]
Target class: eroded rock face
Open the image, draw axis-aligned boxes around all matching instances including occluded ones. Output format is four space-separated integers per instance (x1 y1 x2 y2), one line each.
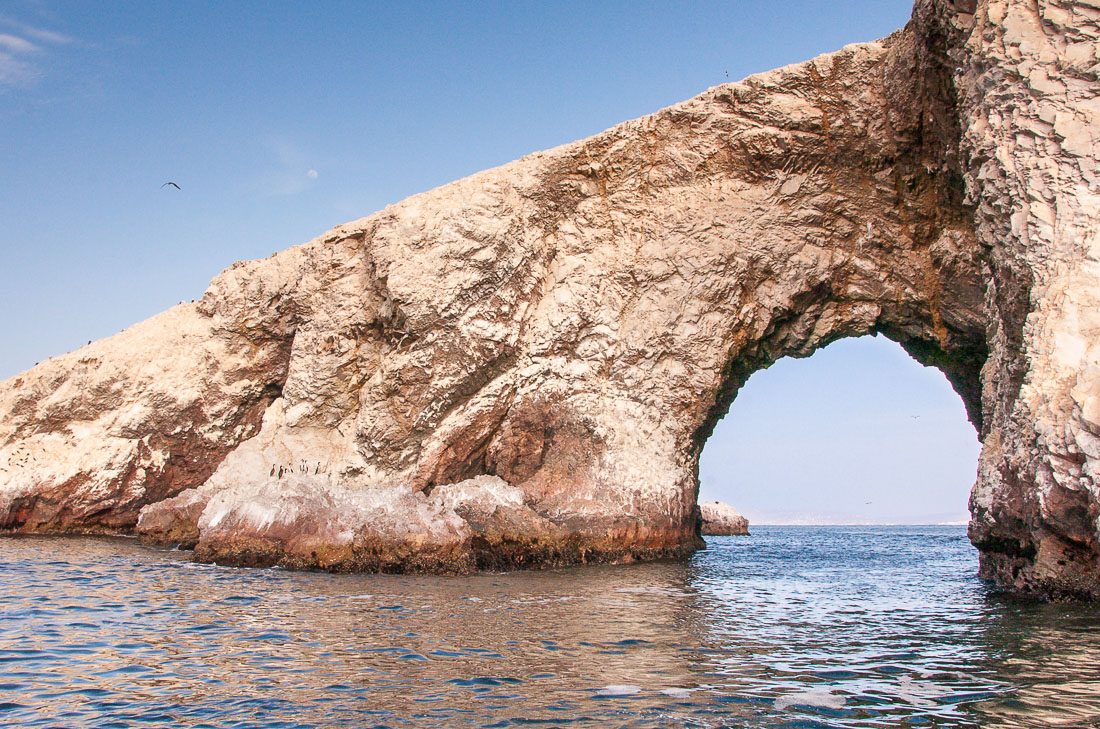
1 0 1099 597
700 502 749 537
942 0 1100 600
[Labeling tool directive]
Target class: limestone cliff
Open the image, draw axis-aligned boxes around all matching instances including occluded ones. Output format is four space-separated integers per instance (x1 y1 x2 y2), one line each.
0 0 1097 597
700 502 750 537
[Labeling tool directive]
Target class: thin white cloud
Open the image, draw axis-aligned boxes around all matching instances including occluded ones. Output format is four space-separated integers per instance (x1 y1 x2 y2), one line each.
18 25 70 45
0 15 71 45
0 33 39 54
0 15 71 87
0 48 37 85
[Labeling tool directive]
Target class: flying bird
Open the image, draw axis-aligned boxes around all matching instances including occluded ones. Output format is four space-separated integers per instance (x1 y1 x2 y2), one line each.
161 182 181 190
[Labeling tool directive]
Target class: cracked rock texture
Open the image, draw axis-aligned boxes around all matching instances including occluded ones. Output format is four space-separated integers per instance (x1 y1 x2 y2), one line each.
954 0 1100 599
700 502 750 536
0 0 1098 597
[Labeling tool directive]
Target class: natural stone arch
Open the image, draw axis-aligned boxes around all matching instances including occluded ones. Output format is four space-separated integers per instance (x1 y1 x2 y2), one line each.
1 1 1098 598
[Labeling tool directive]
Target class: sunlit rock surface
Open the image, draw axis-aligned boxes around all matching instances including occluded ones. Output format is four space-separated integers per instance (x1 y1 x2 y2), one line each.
1 0 1099 597
700 502 749 537
947 0 1100 601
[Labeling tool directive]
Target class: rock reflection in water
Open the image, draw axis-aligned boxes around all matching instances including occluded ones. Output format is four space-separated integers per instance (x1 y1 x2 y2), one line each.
1 527 1099 727
973 600 1100 728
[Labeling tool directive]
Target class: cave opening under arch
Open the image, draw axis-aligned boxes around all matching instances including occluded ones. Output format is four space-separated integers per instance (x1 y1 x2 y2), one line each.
697 334 981 527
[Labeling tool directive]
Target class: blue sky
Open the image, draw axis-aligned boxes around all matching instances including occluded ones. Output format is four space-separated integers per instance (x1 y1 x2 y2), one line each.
0 1 977 522
699 336 979 525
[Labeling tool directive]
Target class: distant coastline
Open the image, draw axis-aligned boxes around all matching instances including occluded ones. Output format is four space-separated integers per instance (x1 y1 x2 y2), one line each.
745 520 969 527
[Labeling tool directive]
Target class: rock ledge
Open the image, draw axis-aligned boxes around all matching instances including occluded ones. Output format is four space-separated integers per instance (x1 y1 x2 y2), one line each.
700 502 750 537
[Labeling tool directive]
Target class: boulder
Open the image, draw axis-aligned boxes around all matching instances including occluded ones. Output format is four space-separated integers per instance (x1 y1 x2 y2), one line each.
700 502 750 536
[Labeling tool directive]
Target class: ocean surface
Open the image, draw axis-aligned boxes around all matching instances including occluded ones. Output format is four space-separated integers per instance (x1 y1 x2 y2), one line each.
2 526 1099 728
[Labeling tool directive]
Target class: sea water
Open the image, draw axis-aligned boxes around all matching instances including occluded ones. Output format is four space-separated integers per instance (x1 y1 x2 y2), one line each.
2 526 1098 728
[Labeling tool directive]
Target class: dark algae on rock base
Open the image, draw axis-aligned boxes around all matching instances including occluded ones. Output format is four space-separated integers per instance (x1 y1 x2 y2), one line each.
2 0 1100 599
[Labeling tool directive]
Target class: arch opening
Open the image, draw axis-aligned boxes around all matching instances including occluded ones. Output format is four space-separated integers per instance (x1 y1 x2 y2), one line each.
697 334 981 527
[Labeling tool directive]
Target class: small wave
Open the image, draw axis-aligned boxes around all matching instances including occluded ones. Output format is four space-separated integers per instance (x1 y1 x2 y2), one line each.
595 685 641 697
774 689 846 711
660 687 695 698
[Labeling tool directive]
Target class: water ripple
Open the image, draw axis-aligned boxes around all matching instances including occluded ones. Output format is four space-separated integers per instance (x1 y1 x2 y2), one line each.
0 528 1097 727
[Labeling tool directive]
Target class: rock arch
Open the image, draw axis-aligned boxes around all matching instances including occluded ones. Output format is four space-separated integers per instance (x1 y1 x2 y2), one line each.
1 0 1098 598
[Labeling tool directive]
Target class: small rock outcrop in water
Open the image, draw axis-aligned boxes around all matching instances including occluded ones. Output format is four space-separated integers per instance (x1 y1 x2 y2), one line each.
700 502 749 536
1 1 1100 598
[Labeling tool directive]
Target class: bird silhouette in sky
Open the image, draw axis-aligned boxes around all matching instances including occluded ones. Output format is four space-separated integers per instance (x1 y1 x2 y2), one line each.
161 182 180 190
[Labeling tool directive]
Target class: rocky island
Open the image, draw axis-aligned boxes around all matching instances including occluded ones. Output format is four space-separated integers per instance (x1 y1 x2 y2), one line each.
700 502 750 536
1 0 1099 599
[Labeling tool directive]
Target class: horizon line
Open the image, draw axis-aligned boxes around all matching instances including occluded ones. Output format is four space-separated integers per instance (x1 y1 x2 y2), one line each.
740 521 969 527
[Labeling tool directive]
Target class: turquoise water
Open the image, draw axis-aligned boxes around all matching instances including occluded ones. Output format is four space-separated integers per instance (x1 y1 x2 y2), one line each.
1 526 1098 728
